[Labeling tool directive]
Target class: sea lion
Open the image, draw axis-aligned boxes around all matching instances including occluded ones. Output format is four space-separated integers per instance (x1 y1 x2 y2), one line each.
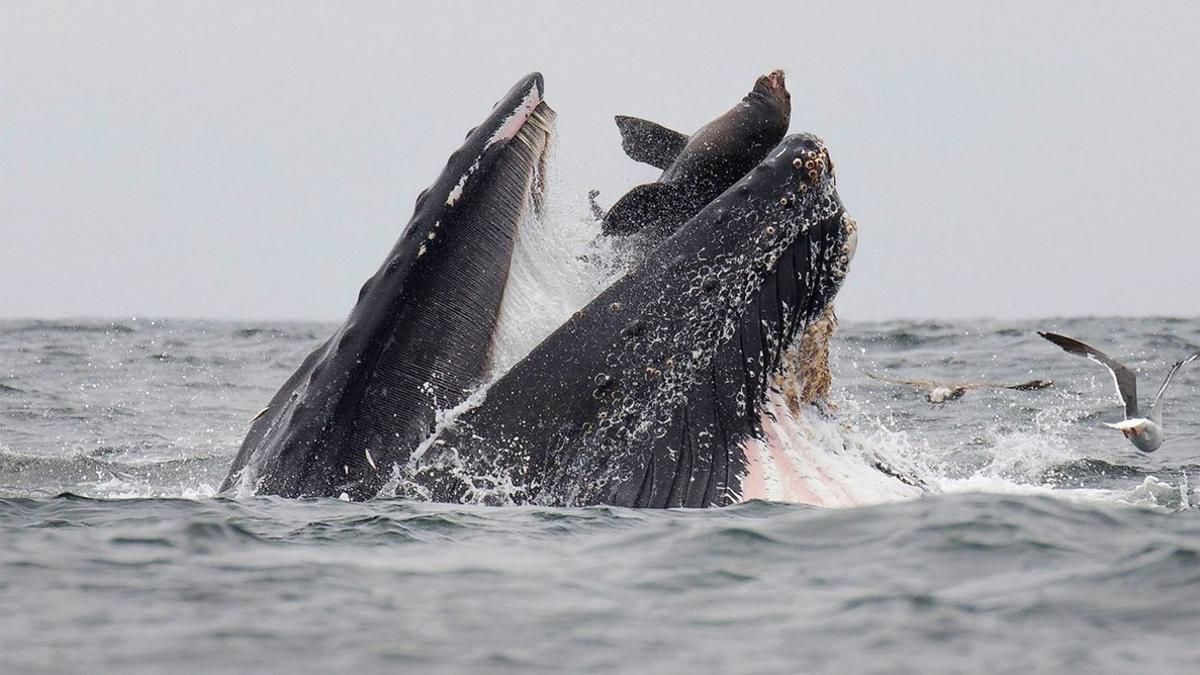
601 70 791 242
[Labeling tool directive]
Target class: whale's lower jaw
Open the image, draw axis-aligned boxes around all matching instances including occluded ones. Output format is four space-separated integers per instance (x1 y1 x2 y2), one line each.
220 74 557 499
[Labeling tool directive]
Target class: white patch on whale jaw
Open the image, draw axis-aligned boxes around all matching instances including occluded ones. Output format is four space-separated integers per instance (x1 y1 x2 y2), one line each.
445 83 545 208
445 160 480 207
487 84 544 148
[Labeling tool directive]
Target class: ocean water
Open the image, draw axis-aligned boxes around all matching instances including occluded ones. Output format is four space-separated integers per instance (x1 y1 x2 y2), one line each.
2 317 1198 673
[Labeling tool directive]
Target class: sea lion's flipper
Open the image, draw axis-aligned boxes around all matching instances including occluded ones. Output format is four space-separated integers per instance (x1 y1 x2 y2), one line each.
601 182 692 237
615 115 689 170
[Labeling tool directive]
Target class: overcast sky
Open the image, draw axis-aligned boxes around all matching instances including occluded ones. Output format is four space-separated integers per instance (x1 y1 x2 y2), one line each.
2 1 1196 322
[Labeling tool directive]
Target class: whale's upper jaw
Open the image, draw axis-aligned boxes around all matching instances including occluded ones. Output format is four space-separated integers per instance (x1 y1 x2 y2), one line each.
586 133 852 507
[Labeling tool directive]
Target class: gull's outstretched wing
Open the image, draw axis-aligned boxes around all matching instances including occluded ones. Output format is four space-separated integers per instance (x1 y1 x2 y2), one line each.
959 379 1054 392
1038 331 1138 419
1149 349 1200 423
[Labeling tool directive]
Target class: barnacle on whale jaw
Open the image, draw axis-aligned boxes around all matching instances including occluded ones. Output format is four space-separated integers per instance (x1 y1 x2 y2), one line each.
792 136 833 188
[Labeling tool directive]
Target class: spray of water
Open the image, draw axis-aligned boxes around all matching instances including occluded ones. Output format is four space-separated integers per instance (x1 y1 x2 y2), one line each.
489 141 624 377
828 350 1197 512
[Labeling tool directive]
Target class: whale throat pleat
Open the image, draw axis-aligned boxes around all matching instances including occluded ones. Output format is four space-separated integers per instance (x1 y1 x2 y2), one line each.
224 99 556 499
607 206 845 508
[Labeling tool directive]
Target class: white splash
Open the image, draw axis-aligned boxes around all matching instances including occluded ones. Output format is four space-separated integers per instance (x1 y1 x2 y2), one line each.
488 145 623 377
825 377 1198 513
739 392 925 508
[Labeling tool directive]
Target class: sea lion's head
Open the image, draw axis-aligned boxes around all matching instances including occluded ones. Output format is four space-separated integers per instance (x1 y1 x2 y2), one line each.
741 70 791 152
749 69 790 114
754 70 788 95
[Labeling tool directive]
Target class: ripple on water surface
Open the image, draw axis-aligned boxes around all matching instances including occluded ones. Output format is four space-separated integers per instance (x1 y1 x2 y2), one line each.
2 494 1199 673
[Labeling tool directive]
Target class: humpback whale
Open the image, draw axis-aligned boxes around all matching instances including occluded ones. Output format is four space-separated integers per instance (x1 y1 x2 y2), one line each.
404 133 857 507
221 73 556 499
601 70 791 242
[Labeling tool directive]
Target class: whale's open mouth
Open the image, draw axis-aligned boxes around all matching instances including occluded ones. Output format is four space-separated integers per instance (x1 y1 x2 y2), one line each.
224 73 878 508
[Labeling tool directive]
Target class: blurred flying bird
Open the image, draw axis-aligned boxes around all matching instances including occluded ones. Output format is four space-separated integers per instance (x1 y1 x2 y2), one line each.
862 369 1053 404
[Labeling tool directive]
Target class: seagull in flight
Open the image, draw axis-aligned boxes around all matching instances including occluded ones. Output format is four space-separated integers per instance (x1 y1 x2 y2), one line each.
862 370 1053 404
1038 331 1200 453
